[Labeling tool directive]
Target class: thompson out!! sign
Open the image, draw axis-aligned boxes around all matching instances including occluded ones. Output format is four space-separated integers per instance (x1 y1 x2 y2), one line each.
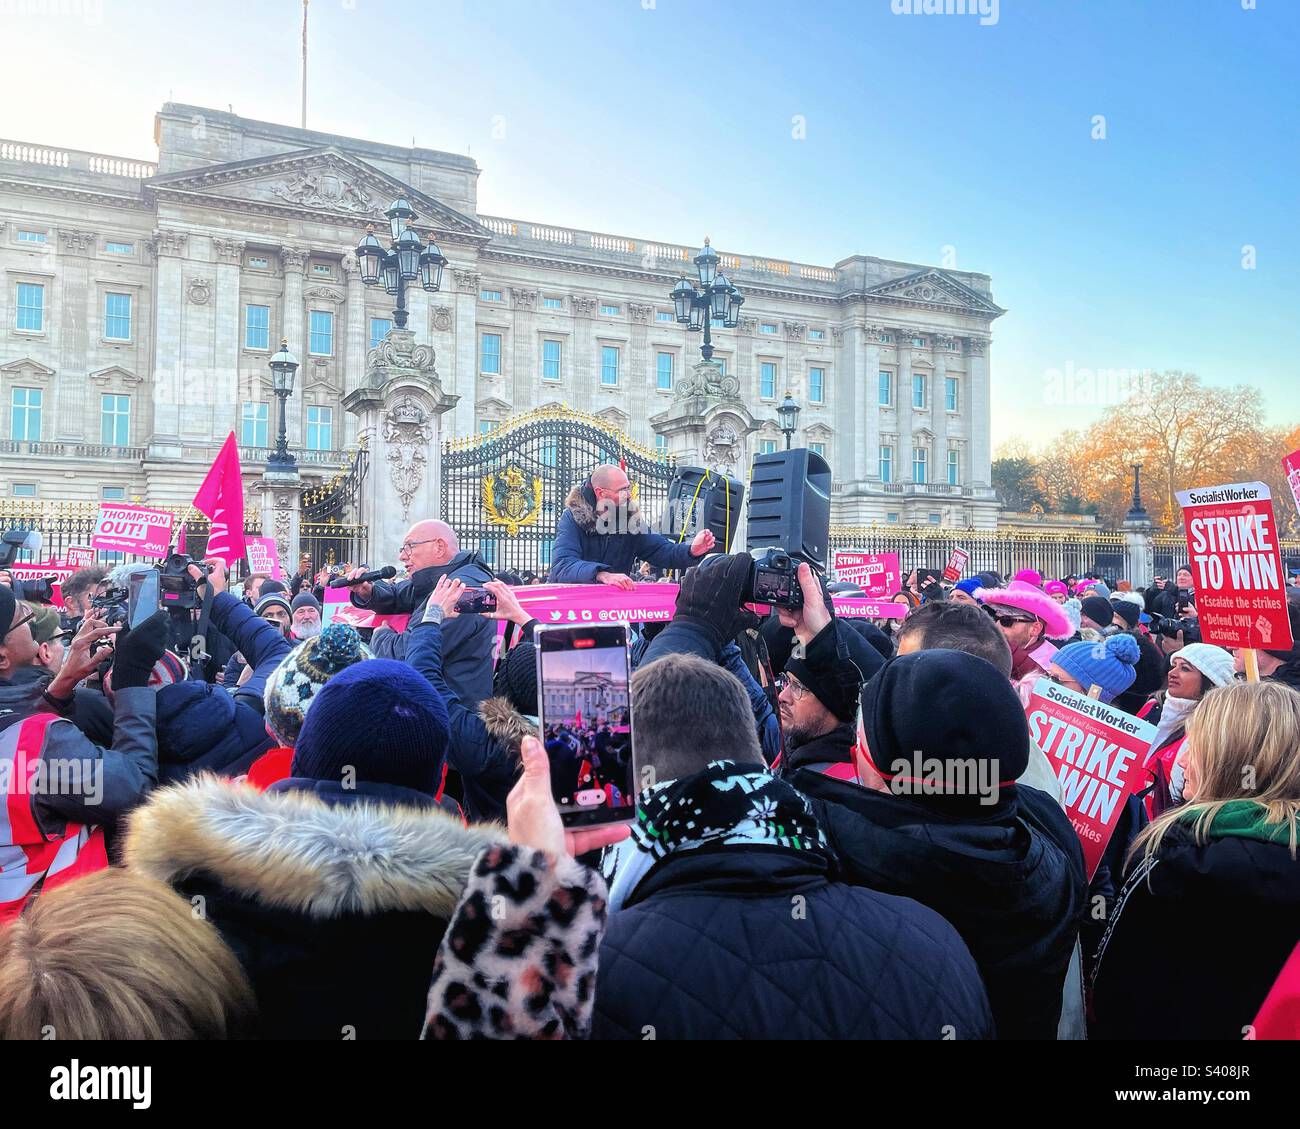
90 504 175 559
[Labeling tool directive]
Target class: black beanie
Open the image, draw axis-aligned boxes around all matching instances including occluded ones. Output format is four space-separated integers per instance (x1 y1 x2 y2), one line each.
858 650 1029 810
1110 600 1141 630
785 650 863 723
1080 595 1114 628
504 641 538 716
261 579 289 597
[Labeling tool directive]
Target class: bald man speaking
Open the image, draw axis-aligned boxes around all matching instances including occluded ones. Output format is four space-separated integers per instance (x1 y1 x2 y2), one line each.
549 464 715 589
346 519 495 708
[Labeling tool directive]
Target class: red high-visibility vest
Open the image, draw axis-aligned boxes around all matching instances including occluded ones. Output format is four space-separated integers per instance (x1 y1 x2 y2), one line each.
0 713 108 924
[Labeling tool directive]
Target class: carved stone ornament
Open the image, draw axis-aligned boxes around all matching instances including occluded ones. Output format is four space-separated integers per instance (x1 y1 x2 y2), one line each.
431 306 453 332
674 362 741 403
269 170 374 214
213 237 245 265
571 295 597 318
510 288 538 310
148 230 188 259
382 394 434 521
704 421 743 476
737 316 757 335
454 269 481 294
279 246 309 274
933 334 957 351
784 321 808 340
368 330 436 377
304 286 344 304
58 229 96 255
187 278 212 305
967 337 989 356
629 303 654 324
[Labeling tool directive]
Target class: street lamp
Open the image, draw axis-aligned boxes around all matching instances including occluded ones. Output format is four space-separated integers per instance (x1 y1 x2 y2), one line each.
670 237 743 361
777 391 801 450
268 338 299 468
354 198 447 330
1125 462 1148 521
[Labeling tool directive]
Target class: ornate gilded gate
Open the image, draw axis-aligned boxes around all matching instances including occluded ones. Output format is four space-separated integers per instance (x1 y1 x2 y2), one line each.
441 407 676 575
299 441 370 570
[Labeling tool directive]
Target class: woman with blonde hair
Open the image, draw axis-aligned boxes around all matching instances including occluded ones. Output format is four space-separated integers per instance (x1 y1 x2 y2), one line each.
0 869 256 1040
1090 680 1300 1039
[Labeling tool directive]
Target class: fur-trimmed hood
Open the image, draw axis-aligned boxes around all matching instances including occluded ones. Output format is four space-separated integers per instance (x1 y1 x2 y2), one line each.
125 773 505 920
478 695 538 758
565 482 645 534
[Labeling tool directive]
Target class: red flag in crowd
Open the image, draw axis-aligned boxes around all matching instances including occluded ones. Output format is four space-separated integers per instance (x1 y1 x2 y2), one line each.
192 432 246 566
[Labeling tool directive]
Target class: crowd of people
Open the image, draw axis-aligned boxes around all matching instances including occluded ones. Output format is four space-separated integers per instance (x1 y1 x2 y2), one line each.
1 493 1299 1042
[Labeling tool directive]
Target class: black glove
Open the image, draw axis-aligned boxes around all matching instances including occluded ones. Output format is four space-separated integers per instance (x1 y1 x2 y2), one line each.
111 610 171 689
674 554 756 649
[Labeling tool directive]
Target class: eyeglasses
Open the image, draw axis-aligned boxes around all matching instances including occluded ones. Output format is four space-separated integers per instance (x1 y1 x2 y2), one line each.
399 538 437 554
3 608 35 640
984 607 1036 629
778 676 807 701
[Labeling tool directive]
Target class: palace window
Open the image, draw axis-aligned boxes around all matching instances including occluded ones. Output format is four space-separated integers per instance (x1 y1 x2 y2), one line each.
947 449 960 486
370 318 392 350
946 376 959 412
760 362 777 400
809 367 825 404
878 370 892 406
308 310 334 355
17 230 46 245
245 304 270 350
543 296 563 310
879 444 893 483
601 346 619 386
480 289 503 302
16 283 44 332
104 293 132 341
760 439 778 455
101 394 130 447
657 352 674 391
106 241 134 255
913 373 926 409
240 402 268 448
307 405 333 451
913 447 928 484
542 339 562 381
10 387 41 441
480 332 502 375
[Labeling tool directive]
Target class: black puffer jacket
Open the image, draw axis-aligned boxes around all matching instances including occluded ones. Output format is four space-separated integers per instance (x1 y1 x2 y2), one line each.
592 845 994 1040
126 774 503 1040
1090 818 1300 1040
794 771 1087 1040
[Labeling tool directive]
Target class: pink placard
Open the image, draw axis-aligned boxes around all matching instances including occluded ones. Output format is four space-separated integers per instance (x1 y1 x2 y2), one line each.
245 537 283 581
90 503 174 558
65 546 95 569
833 550 901 598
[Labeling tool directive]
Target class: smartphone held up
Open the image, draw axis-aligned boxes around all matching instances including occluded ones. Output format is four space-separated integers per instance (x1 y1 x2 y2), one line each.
535 622 636 828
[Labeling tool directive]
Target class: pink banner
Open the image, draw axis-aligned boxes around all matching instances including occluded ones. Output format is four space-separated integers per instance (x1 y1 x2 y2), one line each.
65 546 95 569
90 503 174 558
7 561 77 584
245 536 283 581
1285 448 1300 521
833 550 901 598
320 581 911 631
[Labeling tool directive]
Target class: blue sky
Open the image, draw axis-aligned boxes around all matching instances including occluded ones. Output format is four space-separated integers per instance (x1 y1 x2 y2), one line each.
5 0 1295 449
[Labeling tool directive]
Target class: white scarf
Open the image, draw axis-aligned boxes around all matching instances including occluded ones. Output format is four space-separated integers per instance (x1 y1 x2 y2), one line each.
1148 694 1196 761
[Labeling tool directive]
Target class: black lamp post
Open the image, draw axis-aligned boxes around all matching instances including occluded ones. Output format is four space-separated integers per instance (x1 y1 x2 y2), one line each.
1125 462 1148 521
268 338 299 468
777 391 801 449
671 238 743 361
354 197 447 330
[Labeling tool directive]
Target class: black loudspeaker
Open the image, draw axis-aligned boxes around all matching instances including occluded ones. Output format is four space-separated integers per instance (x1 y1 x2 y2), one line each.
746 448 832 569
665 466 744 552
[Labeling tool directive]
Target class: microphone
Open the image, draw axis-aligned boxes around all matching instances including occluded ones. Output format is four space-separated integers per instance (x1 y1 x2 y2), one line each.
326 565 397 588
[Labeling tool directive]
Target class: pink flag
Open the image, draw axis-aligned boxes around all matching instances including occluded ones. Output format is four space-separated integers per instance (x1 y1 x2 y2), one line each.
192 432 246 566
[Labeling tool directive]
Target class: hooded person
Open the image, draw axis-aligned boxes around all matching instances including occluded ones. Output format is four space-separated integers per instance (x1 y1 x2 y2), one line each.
125 658 502 1040
791 650 1088 1040
548 464 713 588
975 579 1074 681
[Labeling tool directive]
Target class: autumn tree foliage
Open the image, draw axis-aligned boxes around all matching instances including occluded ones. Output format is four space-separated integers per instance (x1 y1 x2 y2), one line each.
993 372 1300 534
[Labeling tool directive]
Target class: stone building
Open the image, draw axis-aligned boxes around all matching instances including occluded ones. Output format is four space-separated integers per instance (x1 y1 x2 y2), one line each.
0 103 1004 547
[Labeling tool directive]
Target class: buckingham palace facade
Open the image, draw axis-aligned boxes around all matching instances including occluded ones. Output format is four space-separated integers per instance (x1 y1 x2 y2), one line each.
0 103 1003 528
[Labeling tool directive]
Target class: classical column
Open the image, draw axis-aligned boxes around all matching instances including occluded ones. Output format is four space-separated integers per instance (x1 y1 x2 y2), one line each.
340 254 366 448
932 337 951 486
571 295 597 414
148 229 190 446
280 246 309 451
895 332 913 494
863 329 882 486
452 267 480 440
628 303 653 446
967 337 991 488
509 288 538 416
212 238 245 443
55 229 96 441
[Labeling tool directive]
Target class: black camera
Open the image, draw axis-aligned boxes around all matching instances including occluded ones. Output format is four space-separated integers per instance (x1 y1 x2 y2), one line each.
158 553 210 611
90 584 131 627
748 549 803 609
1148 614 1201 645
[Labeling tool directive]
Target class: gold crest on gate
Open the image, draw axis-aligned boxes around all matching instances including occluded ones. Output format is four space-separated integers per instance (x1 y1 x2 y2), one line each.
482 465 544 536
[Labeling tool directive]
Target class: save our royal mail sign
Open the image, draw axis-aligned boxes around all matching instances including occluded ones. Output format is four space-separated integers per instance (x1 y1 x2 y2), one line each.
90 504 174 558
1176 481 1294 652
1025 678 1156 879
